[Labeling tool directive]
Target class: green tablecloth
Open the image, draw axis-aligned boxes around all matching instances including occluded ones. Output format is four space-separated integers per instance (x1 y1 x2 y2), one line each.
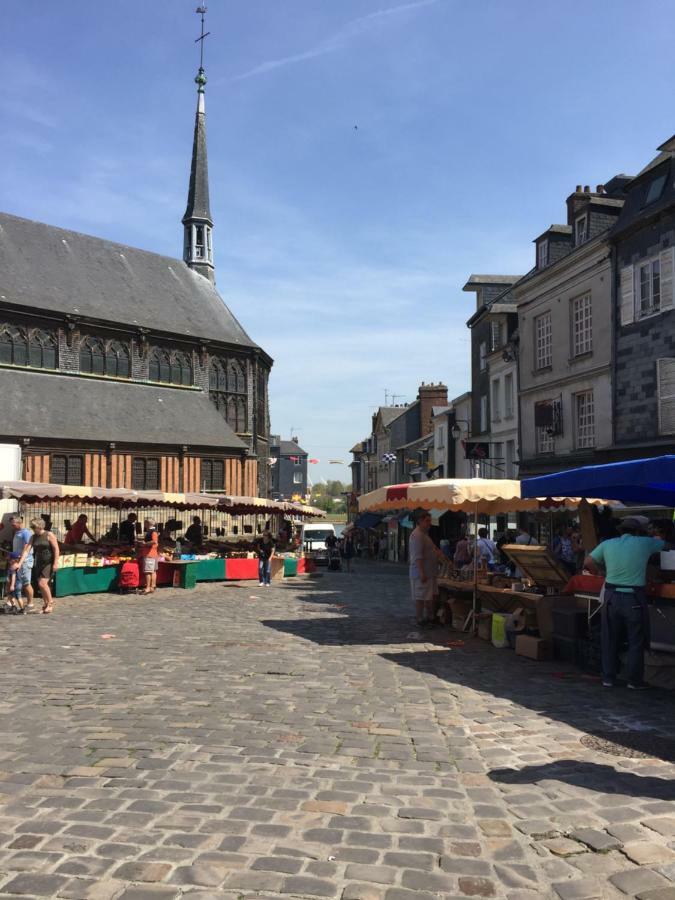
194 558 226 581
54 566 119 597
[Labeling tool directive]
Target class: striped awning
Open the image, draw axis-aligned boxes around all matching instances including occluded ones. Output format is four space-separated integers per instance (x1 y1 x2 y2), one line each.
0 481 326 518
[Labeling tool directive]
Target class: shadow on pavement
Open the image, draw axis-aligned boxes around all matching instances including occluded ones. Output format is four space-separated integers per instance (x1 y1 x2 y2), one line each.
381 646 675 767
489 760 675 799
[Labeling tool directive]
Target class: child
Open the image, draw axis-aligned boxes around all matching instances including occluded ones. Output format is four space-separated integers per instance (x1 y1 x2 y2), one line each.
5 552 24 613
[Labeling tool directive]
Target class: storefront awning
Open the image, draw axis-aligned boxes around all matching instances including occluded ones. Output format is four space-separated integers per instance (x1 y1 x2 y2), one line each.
521 455 675 506
353 512 383 530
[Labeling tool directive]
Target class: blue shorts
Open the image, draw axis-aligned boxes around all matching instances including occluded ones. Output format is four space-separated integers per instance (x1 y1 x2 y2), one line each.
14 562 33 592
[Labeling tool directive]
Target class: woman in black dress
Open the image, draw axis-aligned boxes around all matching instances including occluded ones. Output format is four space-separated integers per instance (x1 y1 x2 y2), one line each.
17 518 60 614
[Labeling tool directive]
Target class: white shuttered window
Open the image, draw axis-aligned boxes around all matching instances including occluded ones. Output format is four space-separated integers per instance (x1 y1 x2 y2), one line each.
572 293 593 356
657 358 675 435
621 249 674 327
575 390 595 449
535 312 552 369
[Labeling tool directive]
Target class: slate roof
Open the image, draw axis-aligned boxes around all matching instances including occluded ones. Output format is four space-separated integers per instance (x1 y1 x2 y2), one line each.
0 212 260 350
613 149 675 238
379 406 408 427
182 92 212 224
0 369 246 450
462 275 521 291
276 440 307 456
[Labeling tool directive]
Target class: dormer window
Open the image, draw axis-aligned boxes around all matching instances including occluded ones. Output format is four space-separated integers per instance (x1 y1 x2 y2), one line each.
575 215 588 245
644 173 667 207
537 240 549 269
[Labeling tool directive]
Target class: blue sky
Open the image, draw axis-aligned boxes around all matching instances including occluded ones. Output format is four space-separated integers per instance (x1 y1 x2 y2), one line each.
2 0 674 485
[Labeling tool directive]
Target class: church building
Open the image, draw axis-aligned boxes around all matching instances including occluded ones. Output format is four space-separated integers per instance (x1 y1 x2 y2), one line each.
0 46 272 497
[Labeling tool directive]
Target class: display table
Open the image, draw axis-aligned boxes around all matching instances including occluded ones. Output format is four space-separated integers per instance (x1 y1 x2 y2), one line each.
54 565 120 597
226 558 259 581
194 558 226 581
158 560 200 590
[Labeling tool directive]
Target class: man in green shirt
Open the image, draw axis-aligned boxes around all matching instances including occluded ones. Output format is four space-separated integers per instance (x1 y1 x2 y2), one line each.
584 516 665 690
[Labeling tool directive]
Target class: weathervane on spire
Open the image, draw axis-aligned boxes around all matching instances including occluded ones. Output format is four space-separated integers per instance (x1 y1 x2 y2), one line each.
194 5 210 92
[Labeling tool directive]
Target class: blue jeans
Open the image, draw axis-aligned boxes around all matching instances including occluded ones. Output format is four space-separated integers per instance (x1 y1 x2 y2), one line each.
601 585 649 685
258 558 271 585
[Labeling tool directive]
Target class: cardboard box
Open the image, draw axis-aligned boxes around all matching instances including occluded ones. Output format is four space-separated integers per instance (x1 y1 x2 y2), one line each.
477 613 493 641
515 635 551 661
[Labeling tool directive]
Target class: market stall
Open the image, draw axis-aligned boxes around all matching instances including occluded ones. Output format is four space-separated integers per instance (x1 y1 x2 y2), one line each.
521 456 675 679
358 478 606 636
0 481 324 597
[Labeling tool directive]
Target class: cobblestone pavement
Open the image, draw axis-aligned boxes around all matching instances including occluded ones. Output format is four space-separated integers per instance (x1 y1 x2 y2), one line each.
1 562 674 900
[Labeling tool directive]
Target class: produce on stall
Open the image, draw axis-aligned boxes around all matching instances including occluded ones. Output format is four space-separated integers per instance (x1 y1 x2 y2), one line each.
0 480 324 597
522 455 675 686
357 478 606 634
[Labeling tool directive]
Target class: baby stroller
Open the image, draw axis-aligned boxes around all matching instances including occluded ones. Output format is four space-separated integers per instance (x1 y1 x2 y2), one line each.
327 546 342 572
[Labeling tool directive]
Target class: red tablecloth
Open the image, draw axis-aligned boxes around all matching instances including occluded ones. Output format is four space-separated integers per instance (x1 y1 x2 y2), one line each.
564 573 675 600
226 558 259 580
564 574 604 594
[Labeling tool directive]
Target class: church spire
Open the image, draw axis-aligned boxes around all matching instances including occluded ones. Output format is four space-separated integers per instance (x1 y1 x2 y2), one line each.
183 5 214 283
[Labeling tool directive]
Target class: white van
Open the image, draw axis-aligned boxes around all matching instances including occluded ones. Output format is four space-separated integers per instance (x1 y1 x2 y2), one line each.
302 523 337 564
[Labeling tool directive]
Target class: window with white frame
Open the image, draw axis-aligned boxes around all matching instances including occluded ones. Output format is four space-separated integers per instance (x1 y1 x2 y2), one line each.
537 241 549 268
436 425 445 448
490 320 504 351
293 471 303 484
504 372 514 418
536 426 554 454
480 394 488 432
572 293 593 356
491 378 501 423
535 312 552 369
575 390 595 449
638 258 661 317
479 341 487 372
575 215 588 245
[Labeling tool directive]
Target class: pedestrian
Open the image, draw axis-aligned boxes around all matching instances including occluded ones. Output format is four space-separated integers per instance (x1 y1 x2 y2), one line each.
584 516 665 690
9 515 34 612
255 529 276 586
409 509 446 628
119 512 138 545
17 518 59 614
515 526 536 546
65 514 97 545
138 518 159 594
185 516 203 547
475 527 496 566
4 552 22 612
379 534 388 560
453 531 473 569
555 526 577 575
342 530 355 574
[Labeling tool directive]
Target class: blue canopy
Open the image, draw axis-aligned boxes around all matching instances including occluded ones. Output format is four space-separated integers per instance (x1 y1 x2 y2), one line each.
353 512 383 530
521 455 675 507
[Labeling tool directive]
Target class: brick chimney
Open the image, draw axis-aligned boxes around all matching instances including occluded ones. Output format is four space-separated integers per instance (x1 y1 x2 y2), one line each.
417 382 448 436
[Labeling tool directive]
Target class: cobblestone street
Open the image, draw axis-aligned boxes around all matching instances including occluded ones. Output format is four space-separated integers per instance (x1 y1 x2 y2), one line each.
0 562 674 900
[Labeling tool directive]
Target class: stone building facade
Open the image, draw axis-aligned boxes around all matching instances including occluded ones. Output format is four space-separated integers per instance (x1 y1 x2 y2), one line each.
514 180 627 476
462 276 520 476
612 136 675 458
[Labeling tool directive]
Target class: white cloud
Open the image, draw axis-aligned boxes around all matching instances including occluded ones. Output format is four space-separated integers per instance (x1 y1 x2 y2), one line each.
224 0 443 83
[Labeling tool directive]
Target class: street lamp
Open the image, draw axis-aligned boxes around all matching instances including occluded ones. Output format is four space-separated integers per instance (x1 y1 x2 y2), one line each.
450 419 470 441
450 419 480 477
